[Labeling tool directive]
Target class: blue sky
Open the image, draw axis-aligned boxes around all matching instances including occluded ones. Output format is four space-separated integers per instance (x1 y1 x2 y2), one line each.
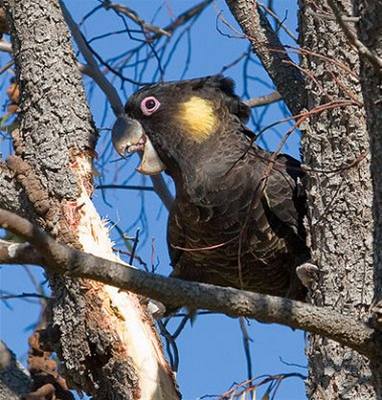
1 1 307 399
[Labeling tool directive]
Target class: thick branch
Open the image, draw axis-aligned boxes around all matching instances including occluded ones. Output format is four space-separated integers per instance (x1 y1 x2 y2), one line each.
0 209 380 359
225 0 307 115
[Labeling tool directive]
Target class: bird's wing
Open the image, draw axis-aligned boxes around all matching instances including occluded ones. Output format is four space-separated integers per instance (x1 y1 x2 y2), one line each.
261 153 306 238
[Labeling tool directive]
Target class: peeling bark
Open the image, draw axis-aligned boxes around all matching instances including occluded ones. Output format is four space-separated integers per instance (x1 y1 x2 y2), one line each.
0 0 178 399
299 0 379 398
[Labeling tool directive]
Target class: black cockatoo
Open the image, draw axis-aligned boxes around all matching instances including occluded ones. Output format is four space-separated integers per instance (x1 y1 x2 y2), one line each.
112 76 310 300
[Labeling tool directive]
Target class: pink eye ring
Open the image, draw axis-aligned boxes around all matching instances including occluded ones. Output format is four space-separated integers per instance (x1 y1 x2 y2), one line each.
140 96 160 115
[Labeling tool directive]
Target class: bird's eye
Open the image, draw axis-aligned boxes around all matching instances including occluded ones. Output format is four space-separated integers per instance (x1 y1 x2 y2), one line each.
140 96 160 116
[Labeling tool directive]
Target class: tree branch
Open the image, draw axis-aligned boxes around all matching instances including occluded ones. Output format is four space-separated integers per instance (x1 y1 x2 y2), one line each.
0 239 43 265
102 1 171 37
225 0 307 115
244 91 282 107
0 208 380 360
0 39 11 52
59 0 124 116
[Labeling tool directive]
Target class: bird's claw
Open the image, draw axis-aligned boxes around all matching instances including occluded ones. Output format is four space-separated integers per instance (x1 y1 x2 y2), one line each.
296 262 319 289
147 299 167 320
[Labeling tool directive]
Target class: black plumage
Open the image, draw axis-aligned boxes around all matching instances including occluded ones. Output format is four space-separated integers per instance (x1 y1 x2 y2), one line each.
112 76 310 300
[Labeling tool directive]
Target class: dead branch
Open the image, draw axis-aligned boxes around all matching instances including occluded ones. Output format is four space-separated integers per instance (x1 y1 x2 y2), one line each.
245 91 281 107
59 0 124 115
0 208 381 360
225 0 307 115
160 0 213 39
0 38 10 52
102 1 170 37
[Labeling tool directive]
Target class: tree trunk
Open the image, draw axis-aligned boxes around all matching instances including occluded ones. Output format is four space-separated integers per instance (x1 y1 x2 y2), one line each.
0 1 178 399
299 0 380 398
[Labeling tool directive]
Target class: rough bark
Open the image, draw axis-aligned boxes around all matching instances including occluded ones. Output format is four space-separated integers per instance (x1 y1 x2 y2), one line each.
0 341 31 400
299 0 379 398
0 1 178 399
0 163 33 217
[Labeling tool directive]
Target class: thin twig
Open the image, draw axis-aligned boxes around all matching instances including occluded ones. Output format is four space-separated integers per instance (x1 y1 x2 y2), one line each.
103 1 170 37
245 91 282 107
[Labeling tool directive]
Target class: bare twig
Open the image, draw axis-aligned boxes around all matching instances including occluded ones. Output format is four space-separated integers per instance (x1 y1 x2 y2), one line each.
0 291 50 301
96 184 155 192
239 317 254 398
102 1 170 37
259 3 298 42
160 0 213 39
245 91 282 107
0 39 11 52
0 209 380 359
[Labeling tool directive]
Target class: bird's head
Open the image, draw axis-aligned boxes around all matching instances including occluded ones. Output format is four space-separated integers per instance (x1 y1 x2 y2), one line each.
112 75 250 176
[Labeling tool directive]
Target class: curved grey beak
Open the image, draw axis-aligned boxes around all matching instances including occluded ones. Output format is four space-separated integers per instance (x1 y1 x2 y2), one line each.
112 115 144 157
111 115 166 176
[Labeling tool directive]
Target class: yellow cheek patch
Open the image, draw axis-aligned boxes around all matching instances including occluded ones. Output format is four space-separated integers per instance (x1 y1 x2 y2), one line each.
177 96 217 142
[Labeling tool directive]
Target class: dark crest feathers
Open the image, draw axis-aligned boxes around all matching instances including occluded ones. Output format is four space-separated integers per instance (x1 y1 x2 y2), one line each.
190 75 250 123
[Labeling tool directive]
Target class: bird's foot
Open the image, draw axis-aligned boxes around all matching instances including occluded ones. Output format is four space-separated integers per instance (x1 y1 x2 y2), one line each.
296 262 319 289
147 299 167 320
